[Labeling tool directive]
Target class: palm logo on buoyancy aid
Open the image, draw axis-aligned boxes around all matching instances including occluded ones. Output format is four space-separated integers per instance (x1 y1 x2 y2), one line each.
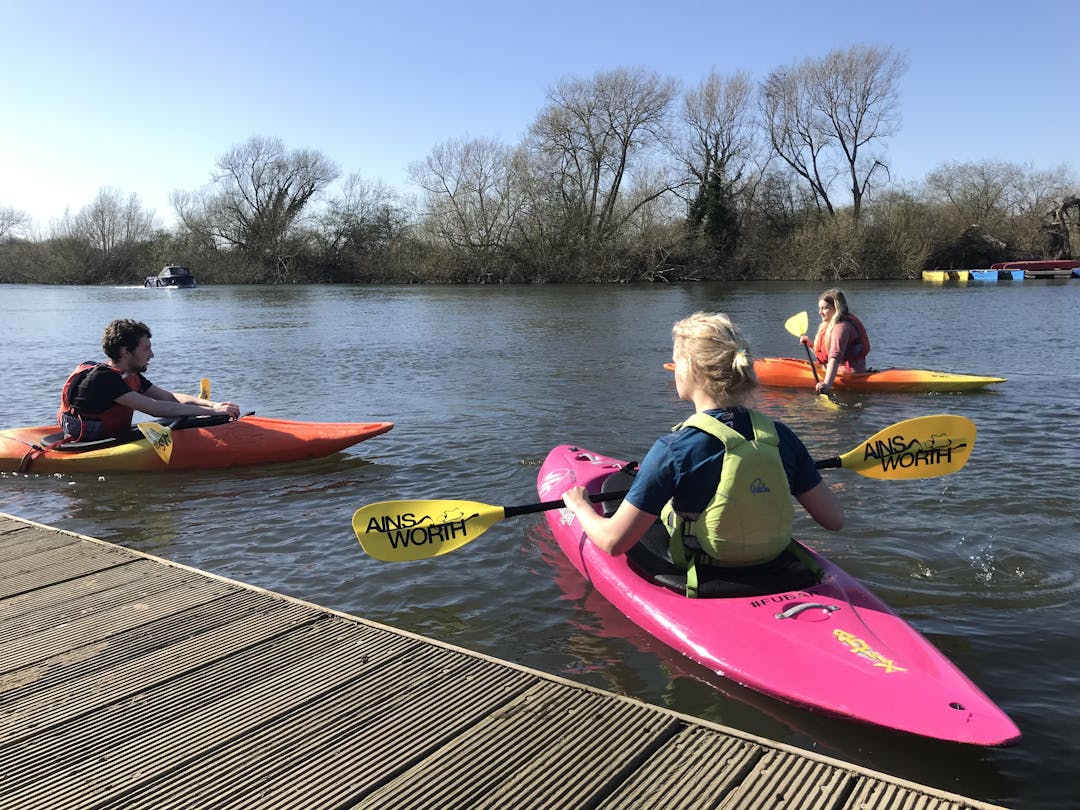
661 410 793 568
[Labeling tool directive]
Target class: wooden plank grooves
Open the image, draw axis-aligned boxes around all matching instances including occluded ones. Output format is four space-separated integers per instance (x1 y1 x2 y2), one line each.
0 514 1008 810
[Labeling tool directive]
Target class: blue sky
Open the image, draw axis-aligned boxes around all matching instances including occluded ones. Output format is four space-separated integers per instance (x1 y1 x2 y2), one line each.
3 0 1078 230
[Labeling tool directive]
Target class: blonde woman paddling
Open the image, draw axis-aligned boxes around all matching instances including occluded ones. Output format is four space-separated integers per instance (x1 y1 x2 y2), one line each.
800 288 871 394
561 312 843 595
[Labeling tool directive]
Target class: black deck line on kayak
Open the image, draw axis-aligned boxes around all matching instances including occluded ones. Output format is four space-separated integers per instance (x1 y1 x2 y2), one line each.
46 413 233 453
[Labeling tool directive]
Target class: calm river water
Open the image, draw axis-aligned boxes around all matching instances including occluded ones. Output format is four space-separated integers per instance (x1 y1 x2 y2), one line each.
1 280 1077 808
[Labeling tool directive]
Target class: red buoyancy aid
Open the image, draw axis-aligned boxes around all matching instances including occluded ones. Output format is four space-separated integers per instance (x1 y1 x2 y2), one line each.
812 314 871 368
57 362 143 439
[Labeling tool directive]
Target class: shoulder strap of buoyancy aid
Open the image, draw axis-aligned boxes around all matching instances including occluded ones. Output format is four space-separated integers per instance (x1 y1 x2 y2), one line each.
675 409 778 447
58 361 103 417
841 313 870 359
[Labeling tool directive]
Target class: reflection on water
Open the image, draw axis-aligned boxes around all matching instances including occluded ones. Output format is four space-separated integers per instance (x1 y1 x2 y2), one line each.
2 280 1079 809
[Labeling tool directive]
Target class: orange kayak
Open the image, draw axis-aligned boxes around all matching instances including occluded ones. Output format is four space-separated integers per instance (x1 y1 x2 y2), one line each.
0 415 394 473
753 358 1006 393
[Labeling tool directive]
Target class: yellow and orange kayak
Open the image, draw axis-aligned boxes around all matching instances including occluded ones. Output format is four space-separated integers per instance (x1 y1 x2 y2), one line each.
0 415 394 473
752 357 1006 393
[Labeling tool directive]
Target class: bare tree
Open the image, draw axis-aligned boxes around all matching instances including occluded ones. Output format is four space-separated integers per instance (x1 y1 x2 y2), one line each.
528 67 679 249
762 45 907 221
73 188 157 261
923 160 1024 226
915 159 1077 226
680 71 757 198
0 205 30 240
47 189 160 281
761 64 836 217
320 172 410 278
410 136 524 274
175 136 338 280
678 71 759 254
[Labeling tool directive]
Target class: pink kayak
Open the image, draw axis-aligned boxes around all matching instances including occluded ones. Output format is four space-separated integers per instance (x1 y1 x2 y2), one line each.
537 444 1020 746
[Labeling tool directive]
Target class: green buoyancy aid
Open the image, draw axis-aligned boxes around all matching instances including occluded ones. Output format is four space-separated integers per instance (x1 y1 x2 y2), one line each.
661 410 794 592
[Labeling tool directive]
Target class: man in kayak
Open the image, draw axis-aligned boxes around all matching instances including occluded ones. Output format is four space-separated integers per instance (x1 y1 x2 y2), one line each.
59 319 240 441
561 312 843 596
800 288 870 393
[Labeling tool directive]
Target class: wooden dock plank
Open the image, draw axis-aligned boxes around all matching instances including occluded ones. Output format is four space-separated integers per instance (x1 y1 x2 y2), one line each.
0 597 320 744
359 682 681 809
598 727 764 809
0 513 1009 810
0 570 240 670
94 650 536 809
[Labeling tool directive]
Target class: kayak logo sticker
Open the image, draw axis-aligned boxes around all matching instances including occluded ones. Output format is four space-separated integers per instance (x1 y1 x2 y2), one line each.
861 430 966 473
833 629 907 673
538 469 570 500
538 468 581 527
749 477 770 495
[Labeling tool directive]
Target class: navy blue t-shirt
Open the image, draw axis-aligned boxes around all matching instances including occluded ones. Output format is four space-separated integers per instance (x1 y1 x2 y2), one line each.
625 408 822 516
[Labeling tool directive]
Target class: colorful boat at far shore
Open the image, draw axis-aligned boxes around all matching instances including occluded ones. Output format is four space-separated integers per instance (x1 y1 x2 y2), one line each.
752 358 1005 393
0 414 394 473
990 259 1080 279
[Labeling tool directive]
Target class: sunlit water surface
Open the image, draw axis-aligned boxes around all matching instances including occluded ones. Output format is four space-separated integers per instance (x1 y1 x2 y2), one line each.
2 280 1078 809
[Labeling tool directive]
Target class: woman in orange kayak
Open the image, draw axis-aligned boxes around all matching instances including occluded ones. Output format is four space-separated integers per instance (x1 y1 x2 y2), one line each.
800 288 870 393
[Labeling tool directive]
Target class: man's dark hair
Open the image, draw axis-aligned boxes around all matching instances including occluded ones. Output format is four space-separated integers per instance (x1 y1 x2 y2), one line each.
101 319 151 361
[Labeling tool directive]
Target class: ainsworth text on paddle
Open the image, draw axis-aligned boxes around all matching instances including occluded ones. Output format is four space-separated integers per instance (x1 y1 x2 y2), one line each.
364 512 477 549
862 434 966 472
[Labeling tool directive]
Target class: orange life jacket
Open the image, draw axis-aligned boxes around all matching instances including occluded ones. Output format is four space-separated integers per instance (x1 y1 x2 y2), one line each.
58 362 143 439
813 314 870 368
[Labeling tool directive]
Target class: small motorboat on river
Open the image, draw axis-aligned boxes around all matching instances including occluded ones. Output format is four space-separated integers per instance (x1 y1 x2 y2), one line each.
145 265 197 288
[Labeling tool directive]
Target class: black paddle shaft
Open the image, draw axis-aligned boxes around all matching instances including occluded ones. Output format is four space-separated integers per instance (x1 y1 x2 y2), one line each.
504 489 629 519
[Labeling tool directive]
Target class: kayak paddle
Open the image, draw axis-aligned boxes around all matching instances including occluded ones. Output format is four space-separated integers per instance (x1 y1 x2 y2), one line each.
353 413 976 562
135 378 211 463
354 491 628 562
136 422 174 463
813 413 974 480
785 310 841 409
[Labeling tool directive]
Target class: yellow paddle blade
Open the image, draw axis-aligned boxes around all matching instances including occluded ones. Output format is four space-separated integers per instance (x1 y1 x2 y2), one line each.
784 311 809 337
199 378 210 399
816 393 842 411
822 414 976 480
136 422 174 463
353 499 507 562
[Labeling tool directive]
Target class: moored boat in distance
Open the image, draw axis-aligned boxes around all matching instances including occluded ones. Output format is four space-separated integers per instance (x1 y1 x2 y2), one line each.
145 265 197 288
968 269 1024 282
990 259 1080 279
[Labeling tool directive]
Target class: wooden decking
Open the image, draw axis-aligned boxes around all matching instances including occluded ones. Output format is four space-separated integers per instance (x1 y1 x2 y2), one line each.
0 512 1007 810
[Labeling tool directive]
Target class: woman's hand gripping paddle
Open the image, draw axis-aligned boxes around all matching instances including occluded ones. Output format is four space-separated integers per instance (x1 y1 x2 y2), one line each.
785 311 841 410
353 414 976 561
